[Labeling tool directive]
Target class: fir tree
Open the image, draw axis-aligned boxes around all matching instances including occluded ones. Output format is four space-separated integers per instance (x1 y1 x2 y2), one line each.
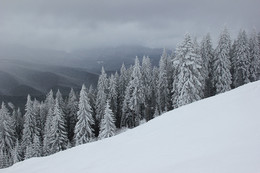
74 84 94 146
99 101 116 139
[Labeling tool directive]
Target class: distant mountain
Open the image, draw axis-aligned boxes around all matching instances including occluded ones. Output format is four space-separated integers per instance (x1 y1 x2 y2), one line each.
0 45 167 107
0 44 167 73
0 59 99 97
71 45 165 72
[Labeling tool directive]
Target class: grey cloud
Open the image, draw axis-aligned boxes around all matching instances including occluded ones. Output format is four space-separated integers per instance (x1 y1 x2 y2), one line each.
0 0 259 51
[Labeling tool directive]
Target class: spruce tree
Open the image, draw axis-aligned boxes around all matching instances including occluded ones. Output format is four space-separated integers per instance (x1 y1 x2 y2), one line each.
21 95 35 154
108 74 118 117
212 28 232 94
153 106 160 118
95 67 108 121
12 140 22 164
32 134 42 157
122 57 144 127
24 142 33 160
32 99 41 138
43 108 53 156
74 84 94 146
0 102 15 167
233 30 250 87
42 90 56 156
158 49 169 113
99 101 116 139
141 56 153 120
66 88 78 143
15 108 23 140
172 34 203 108
55 90 67 134
49 98 68 154
249 30 260 81
152 66 159 114
118 63 128 127
201 33 214 97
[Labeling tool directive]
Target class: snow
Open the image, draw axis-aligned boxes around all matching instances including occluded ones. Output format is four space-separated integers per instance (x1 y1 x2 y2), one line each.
2 81 260 173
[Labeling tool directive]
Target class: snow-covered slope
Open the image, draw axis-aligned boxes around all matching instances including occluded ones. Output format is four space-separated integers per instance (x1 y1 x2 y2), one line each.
2 82 260 173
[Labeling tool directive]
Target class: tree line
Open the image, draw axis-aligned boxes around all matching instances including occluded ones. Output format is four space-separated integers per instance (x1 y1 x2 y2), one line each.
0 28 259 168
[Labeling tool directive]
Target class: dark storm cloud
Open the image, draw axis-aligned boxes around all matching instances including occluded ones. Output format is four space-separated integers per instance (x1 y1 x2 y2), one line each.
0 0 259 51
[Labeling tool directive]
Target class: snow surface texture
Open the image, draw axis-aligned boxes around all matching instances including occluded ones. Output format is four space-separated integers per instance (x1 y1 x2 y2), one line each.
2 81 260 173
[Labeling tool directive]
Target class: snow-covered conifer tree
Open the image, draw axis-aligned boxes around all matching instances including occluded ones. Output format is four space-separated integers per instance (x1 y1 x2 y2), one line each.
15 108 23 140
43 108 53 156
99 101 116 139
108 74 118 117
74 84 94 145
201 33 214 97
249 30 260 81
0 102 16 167
233 30 250 87
212 28 232 94
21 95 35 154
32 134 42 157
122 57 144 127
56 89 65 110
152 66 159 113
95 67 108 121
24 142 33 160
172 34 203 108
158 49 169 113
67 88 78 142
141 56 153 120
32 99 41 138
118 63 128 127
48 98 68 154
153 106 160 118
12 140 22 164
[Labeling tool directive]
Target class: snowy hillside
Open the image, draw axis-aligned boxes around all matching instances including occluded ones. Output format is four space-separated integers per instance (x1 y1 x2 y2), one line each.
2 81 260 173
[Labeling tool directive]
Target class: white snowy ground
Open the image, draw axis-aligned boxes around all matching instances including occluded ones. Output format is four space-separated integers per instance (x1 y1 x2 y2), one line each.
2 81 260 173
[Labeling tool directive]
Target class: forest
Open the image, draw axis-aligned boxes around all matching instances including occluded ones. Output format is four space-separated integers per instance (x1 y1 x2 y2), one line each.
0 28 259 168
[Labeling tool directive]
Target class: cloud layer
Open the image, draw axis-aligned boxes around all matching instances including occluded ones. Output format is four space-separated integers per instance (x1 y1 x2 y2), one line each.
1 0 259 51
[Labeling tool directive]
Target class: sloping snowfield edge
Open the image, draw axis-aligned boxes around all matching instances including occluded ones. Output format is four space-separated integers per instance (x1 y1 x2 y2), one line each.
2 81 260 173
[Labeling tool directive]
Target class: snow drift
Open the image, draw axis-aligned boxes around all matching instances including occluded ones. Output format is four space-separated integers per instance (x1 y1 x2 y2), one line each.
2 81 260 173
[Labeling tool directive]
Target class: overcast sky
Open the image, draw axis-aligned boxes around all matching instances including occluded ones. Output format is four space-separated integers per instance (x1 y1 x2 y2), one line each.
0 0 259 52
